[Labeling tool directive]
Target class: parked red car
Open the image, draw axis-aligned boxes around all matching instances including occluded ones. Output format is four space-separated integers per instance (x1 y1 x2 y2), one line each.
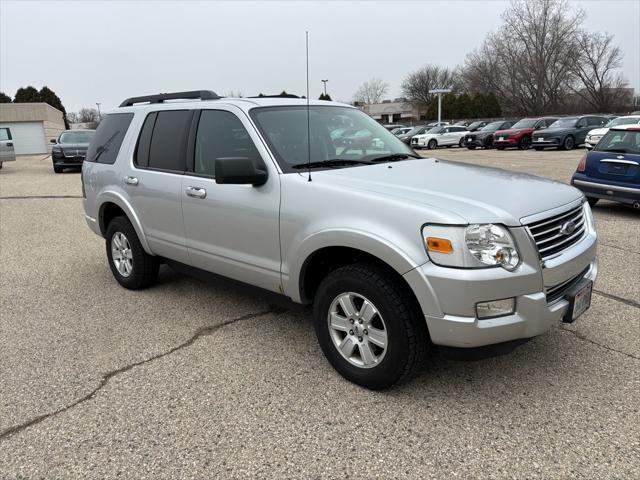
493 117 558 150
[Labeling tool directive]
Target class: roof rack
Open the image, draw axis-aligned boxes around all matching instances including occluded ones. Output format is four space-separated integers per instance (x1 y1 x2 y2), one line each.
118 90 220 107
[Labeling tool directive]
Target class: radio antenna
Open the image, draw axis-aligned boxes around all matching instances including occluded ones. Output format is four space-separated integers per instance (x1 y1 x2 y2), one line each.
306 30 312 182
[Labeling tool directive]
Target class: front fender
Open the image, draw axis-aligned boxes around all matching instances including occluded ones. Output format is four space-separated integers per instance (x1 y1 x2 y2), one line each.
284 228 421 303
97 190 153 255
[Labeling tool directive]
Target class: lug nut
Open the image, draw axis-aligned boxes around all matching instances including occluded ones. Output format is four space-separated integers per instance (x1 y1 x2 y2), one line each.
363 329 368 335
349 319 354 324
358 336 363 342
349 330 354 335
358 319 363 324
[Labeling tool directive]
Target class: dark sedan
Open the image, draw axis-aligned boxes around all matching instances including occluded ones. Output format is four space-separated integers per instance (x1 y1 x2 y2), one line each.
571 125 640 208
51 129 95 173
464 120 515 149
532 116 606 150
396 125 432 145
466 120 488 132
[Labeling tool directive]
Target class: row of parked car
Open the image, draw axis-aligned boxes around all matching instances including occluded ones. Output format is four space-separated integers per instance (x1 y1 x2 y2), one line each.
389 114 640 152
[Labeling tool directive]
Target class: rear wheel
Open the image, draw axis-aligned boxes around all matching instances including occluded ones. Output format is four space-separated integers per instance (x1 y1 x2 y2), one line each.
458 138 465 147
518 136 531 150
106 216 159 289
313 263 428 390
587 197 599 207
496 146 505 150
562 136 575 150
53 165 63 173
427 139 437 150
467 146 476 150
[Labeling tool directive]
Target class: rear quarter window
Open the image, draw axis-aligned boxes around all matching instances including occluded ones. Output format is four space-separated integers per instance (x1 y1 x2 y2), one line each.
86 113 134 164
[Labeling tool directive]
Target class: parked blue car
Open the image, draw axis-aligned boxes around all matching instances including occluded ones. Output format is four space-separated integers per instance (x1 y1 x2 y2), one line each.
571 125 640 209
532 115 607 150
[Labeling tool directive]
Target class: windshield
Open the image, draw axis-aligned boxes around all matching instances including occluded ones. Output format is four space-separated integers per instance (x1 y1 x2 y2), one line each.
511 119 537 129
481 121 504 131
606 116 640 127
250 106 415 172
59 131 95 144
549 118 577 128
468 122 483 129
595 129 640 154
428 126 445 134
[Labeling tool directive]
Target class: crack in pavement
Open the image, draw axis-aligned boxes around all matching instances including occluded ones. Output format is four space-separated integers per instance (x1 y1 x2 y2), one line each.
594 290 640 309
0 195 83 200
0 307 285 442
559 327 640 360
598 242 640 255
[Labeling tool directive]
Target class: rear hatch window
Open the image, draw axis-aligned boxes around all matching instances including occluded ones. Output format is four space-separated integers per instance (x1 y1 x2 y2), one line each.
86 113 134 164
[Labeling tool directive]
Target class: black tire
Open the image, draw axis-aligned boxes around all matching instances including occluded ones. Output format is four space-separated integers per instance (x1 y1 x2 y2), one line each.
458 137 465 147
496 146 505 150
518 136 531 150
587 197 599 207
534 147 543 151
427 139 437 150
562 136 575 150
53 165 63 173
0 162 3 169
106 216 159 290
313 262 429 390
467 146 476 150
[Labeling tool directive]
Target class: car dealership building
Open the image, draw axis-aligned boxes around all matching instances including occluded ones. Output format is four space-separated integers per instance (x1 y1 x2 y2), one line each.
0 103 65 154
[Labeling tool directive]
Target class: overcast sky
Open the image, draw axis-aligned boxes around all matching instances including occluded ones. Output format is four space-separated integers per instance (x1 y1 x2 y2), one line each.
1 0 639 113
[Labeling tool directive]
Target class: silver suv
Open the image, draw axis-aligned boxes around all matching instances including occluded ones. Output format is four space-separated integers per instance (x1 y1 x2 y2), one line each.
82 90 598 389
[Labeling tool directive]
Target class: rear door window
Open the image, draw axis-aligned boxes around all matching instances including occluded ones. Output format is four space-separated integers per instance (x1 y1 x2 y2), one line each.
0 128 11 140
147 110 192 172
85 113 133 164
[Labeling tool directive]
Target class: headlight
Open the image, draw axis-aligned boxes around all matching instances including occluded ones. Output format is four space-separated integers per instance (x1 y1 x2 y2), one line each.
422 223 520 271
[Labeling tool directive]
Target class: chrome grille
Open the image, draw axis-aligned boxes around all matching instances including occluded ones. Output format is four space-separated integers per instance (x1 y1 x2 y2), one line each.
546 267 589 304
526 204 586 259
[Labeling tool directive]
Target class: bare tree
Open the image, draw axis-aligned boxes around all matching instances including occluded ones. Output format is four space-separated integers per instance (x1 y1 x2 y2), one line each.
78 107 99 123
571 31 628 111
66 112 79 123
353 78 389 104
401 64 457 107
462 0 583 115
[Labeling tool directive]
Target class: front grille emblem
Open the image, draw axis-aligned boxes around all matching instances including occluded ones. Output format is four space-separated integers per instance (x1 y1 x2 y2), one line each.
559 221 576 236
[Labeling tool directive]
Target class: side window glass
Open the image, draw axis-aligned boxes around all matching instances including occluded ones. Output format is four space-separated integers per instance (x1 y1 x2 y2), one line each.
134 112 157 168
85 113 133 164
194 110 261 177
0 128 9 141
148 110 192 171
577 119 587 128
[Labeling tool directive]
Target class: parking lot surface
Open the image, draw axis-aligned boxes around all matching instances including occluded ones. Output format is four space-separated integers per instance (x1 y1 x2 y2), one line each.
1 150 638 479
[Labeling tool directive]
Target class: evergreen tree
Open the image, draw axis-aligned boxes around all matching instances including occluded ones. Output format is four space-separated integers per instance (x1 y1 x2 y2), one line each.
0 92 11 103
14 86 40 103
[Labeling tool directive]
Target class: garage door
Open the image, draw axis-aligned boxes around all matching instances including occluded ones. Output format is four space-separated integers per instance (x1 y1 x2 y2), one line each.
0 122 46 154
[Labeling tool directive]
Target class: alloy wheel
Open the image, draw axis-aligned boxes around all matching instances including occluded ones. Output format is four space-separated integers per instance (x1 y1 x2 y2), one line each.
327 292 388 368
111 232 133 277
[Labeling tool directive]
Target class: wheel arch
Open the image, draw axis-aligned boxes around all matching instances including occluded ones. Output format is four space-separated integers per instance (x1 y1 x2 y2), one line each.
97 192 153 254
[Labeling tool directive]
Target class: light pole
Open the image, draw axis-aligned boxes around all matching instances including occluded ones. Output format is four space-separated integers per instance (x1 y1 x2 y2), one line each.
96 102 102 119
428 88 452 124
321 79 328 96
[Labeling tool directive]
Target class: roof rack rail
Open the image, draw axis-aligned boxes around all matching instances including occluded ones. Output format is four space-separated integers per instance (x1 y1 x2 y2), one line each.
118 90 220 107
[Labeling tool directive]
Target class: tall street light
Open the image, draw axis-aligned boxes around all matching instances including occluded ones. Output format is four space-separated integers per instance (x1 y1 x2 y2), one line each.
428 88 452 124
321 79 329 96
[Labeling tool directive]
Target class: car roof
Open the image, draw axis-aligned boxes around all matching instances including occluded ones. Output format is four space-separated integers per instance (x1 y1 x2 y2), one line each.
62 129 95 132
610 124 640 131
111 97 354 116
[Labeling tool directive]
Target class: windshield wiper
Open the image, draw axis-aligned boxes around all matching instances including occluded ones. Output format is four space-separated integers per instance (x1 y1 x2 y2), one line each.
291 159 372 169
370 153 420 163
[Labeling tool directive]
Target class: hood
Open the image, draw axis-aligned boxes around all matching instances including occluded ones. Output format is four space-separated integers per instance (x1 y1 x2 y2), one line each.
313 158 582 226
587 127 608 136
535 127 573 136
496 127 534 136
471 130 494 138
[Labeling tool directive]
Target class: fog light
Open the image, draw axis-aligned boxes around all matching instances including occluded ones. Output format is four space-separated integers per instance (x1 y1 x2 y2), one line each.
476 298 515 319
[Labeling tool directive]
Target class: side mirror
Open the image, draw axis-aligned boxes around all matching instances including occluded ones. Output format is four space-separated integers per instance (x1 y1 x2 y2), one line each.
50 138 57 144
215 157 267 186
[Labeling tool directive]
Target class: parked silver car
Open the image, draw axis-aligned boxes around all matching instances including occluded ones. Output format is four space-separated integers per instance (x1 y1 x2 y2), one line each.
82 91 598 389
0 126 16 169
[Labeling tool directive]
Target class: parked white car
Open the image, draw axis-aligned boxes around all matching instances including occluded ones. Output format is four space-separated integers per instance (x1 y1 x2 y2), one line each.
411 125 469 149
585 115 640 149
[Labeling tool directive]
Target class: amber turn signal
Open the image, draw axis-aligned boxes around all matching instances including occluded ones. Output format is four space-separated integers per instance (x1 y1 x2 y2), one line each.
426 237 453 254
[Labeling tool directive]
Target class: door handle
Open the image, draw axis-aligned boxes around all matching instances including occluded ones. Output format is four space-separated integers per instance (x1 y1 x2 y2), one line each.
185 186 207 199
6 142 12 147
124 176 139 186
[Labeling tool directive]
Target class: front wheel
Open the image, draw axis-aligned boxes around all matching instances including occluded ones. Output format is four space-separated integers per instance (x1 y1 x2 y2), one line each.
313 263 428 389
518 136 531 150
458 138 465 147
562 136 575 150
427 139 437 150
467 146 476 150
106 216 159 289
53 165 63 173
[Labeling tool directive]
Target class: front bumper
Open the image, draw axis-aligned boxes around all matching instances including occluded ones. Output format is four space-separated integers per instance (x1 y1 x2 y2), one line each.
404 222 598 348
572 175 640 205
53 154 85 166
532 138 561 148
